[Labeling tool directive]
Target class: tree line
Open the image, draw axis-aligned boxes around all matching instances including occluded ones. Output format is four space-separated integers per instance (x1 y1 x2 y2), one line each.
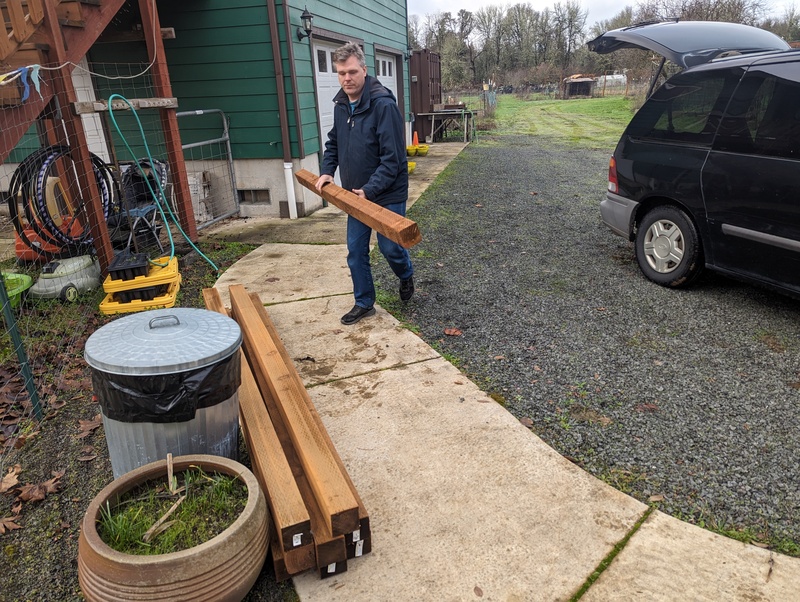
408 0 800 90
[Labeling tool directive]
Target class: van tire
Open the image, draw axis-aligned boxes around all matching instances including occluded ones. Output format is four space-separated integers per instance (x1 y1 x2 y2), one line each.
635 206 703 288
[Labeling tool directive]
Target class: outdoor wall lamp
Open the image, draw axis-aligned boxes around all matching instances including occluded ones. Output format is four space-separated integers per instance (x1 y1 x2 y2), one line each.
296 7 314 41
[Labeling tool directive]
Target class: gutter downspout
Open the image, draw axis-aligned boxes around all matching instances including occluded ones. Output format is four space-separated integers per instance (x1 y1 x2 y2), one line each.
266 0 298 218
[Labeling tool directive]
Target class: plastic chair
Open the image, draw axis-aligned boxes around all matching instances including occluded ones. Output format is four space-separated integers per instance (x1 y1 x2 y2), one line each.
125 204 164 254
120 158 169 254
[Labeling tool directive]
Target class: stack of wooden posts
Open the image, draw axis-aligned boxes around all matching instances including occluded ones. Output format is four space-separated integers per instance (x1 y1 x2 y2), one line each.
203 284 371 580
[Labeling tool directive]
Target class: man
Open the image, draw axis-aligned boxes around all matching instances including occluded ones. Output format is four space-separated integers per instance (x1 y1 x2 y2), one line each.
316 42 414 325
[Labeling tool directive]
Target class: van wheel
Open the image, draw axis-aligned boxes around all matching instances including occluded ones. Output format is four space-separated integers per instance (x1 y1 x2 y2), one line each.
635 206 703 288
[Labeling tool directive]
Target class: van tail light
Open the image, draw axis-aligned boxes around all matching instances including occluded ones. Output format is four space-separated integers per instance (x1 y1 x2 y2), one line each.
608 156 618 193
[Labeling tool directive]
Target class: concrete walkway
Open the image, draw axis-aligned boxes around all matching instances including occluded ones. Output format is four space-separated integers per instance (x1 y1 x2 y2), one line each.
209 144 800 601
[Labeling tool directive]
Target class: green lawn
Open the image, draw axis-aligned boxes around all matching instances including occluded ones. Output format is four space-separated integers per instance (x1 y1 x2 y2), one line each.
487 95 636 149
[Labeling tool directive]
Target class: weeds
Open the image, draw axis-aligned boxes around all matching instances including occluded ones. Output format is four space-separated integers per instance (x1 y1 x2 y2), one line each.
97 466 247 555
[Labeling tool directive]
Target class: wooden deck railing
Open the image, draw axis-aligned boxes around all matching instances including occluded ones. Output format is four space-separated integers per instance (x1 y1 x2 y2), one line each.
1 0 45 62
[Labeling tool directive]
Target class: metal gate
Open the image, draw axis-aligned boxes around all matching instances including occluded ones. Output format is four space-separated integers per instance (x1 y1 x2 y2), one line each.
176 109 238 230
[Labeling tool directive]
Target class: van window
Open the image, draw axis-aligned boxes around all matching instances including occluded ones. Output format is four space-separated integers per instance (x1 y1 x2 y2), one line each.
627 70 737 146
727 63 800 159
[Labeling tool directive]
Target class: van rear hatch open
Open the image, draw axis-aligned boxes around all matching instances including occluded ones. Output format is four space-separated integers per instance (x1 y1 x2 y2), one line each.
587 20 790 68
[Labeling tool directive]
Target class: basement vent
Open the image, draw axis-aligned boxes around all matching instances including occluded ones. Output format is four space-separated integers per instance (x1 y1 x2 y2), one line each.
239 189 271 204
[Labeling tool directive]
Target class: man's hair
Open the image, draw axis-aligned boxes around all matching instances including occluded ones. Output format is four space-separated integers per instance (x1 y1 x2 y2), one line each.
333 42 366 68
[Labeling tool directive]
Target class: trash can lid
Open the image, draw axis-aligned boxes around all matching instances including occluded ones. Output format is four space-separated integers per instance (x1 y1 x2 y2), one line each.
84 308 242 375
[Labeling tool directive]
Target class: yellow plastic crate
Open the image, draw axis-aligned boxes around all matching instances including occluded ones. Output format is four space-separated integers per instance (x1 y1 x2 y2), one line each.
103 256 179 294
99 276 181 315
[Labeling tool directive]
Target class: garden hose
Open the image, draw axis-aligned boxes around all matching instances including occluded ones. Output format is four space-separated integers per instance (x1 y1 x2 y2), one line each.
6 145 119 258
107 93 218 273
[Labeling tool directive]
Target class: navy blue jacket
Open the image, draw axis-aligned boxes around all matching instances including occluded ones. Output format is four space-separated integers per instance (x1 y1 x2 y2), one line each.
320 75 408 206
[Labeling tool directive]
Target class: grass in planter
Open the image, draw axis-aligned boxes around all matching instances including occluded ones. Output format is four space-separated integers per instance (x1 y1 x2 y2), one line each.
98 466 248 555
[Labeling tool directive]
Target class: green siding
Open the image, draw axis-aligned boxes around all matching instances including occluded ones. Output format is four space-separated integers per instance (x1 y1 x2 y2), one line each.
7 0 410 164
159 0 283 160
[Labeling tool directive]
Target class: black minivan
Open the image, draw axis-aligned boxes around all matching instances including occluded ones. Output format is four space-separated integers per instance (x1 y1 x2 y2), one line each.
589 21 800 296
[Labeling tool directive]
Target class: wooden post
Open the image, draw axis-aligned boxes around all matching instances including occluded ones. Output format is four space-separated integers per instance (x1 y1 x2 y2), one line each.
40 0 115 271
248 292 372 562
138 0 197 241
203 288 313 555
229 285 360 537
295 169 422 248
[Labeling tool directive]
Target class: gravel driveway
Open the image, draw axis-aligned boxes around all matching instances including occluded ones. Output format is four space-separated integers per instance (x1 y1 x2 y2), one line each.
376 134 800 550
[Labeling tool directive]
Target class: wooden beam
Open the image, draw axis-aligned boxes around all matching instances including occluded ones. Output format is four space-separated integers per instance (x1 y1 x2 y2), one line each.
72 97 178 114
202 288 313 555
38 0 114 272
295 169 422 248
95 26 175 43
240 300 348 575
248 292 373 562
138 0 197 241
229 285 360 537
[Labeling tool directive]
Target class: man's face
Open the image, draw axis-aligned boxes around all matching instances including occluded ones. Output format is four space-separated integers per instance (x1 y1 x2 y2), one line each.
336 55 367 102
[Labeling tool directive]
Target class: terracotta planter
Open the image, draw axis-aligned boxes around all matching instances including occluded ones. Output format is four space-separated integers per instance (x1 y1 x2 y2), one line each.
78 454 269 602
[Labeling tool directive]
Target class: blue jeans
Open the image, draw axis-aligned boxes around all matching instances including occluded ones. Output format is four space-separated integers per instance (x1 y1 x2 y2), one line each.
346 200 414 308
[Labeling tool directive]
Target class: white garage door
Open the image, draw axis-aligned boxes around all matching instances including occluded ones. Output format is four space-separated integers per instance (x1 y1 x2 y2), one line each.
313 41 342 184
314 41 341 143
375 52 398 101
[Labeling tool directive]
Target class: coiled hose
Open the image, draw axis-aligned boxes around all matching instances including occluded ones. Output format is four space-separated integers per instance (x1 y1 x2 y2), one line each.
6 145 119 259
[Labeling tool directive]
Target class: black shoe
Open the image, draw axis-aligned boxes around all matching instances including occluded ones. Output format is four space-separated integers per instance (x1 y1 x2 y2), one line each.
341 304 376 325
399 276 414 301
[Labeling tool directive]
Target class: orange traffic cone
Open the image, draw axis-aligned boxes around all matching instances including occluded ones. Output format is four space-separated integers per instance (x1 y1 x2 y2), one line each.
412 131 419 146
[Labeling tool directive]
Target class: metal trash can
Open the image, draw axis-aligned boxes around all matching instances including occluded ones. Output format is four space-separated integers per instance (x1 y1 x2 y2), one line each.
84 307 242 479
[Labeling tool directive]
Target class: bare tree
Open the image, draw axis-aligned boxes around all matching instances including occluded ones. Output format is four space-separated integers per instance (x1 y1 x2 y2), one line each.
408 14 424 50
635 0 769 24
503 3 539 70
474 5 507 79
552 1 588 71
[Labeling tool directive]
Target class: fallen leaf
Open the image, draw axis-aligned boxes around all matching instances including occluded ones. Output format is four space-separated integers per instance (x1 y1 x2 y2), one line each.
533 365 542 371
634 403 659 413
494 355 505 360
0 516 22 534
751 541 770 549
519 417 534 428
17 483 47 503
16 470 63 503
474 203 483 207
1 465 21 494
266 277 280 282
77 455 97 462
474 585 484 597
648 494 665 503
444 327 463 336
76 414 103 439
529 191 538 196
49 398 67 410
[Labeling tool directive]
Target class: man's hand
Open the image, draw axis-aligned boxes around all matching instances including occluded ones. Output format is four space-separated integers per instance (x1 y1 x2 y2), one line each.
352 188 366 199
315 174 334 193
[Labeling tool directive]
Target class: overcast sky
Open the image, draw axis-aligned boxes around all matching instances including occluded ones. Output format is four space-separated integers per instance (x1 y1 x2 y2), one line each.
406 0 797 33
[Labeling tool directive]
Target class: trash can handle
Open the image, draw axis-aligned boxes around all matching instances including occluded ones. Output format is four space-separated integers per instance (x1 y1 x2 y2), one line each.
148 314 181 329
